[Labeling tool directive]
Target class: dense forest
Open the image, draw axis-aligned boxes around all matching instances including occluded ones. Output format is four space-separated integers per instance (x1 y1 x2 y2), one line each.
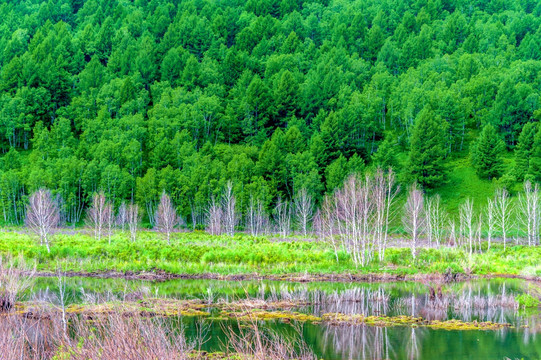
1 0 541 225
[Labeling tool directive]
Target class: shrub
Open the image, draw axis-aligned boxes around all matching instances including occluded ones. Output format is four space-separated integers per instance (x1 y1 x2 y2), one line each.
516 294 540 308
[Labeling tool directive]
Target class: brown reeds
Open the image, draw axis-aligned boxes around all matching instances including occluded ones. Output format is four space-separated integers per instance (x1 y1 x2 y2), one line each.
0 304 317 360
224 320 316 360
0 257 35 312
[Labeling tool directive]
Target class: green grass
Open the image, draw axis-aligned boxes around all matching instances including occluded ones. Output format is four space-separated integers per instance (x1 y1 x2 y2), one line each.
1 230 540 278
384 150 521 232
437 156 499 215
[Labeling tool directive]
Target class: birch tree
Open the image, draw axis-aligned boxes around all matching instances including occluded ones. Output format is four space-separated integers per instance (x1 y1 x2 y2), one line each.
334 175 374 267
86 192 111 242
105 202 115 244
459 198 475 255
127 202 140 242
476 213 483 252
425 194 446 248
207 197 222 235
116 201 127 232
373 168 399 262
274 198 291 239
221 181 238 237
294 188 314 237
403 183 424 261
316 194 340 262
325 171 398 267
518 181 540 246
25 189 59 253
494 188 512 250
485 199 495 250
155 192 179 244
246 195 268 237
190 203 205 231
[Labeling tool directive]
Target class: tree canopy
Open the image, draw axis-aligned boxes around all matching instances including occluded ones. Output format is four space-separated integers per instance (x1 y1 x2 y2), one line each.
1 0 541 224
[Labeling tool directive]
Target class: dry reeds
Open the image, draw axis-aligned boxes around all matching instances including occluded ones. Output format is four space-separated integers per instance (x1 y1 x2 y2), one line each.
0 312 193 360
225 321 316 360
57 314 194 359
0 305 316 360
0 257 35 312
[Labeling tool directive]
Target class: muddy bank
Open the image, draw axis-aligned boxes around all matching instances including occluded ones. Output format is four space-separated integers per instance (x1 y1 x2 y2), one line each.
30 269 463 282
29 269 541 283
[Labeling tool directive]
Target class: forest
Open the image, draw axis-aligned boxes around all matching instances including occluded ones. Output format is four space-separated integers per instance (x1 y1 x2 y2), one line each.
1 0 541 225
1 2 541 359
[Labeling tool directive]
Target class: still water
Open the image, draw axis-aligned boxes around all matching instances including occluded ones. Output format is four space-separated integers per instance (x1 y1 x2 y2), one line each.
30 276 541 360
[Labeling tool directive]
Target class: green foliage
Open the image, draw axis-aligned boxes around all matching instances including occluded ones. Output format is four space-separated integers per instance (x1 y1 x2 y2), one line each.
0 0 540 223
527 126 541 182
471 124 505 180
514 122 537 181
516 294 540 308
408 106 448 188
372 134 399 170
2 231 541 278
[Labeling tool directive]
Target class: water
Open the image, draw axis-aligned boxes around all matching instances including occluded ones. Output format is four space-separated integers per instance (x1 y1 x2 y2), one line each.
28 276 541 359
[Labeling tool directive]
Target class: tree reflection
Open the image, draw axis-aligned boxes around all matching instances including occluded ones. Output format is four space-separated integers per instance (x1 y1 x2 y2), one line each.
320 324 396 360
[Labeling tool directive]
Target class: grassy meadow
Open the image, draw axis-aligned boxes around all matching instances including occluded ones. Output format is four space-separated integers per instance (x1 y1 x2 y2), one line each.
1 230 540 278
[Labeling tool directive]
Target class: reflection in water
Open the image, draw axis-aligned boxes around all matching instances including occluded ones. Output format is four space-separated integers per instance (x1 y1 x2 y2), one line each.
308 288 390 316
26 277 541 360
319 324 397 360
407 327 420 360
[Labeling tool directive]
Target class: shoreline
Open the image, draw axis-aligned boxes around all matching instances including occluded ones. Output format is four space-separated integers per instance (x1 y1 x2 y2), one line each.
29 269 541 283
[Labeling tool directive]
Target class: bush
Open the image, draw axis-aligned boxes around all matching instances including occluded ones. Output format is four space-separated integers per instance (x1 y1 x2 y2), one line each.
516 294 540 308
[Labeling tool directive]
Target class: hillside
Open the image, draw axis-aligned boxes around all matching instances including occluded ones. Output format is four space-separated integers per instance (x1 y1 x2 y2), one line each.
1 0 541 223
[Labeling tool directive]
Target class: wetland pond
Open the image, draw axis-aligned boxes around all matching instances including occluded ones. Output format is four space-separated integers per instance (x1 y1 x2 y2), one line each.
28 276 541 360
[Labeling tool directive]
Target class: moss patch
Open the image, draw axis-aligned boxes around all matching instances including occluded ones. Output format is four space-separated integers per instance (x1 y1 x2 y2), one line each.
13 298 210 318
218 309 321 322
321 313 511 330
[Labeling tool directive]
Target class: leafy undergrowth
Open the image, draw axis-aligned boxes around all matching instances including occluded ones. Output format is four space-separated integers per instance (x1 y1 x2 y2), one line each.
0 231 540 278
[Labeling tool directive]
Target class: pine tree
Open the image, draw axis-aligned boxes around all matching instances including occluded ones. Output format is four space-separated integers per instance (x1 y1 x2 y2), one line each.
325 155 348 191
372 135 398 170
514 122 537 181
408 107 448 188
347 153 365 174
471 124 505 180
274 70 298 122
527 127 541 182
319 112 343 167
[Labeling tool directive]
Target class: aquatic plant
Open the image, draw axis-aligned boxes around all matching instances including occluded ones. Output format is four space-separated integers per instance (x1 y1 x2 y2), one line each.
516 294 540 308
220 310 321 322
321 313 511 330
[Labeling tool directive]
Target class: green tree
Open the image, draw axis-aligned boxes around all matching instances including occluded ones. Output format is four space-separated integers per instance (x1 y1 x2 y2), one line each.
2 0 541 219
325 154 365 192
408 107 448 188
325 155 348 191
372 135 399 170
471 124 505 180
514 122 537 181
527 127 541 182
274 70 298 122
